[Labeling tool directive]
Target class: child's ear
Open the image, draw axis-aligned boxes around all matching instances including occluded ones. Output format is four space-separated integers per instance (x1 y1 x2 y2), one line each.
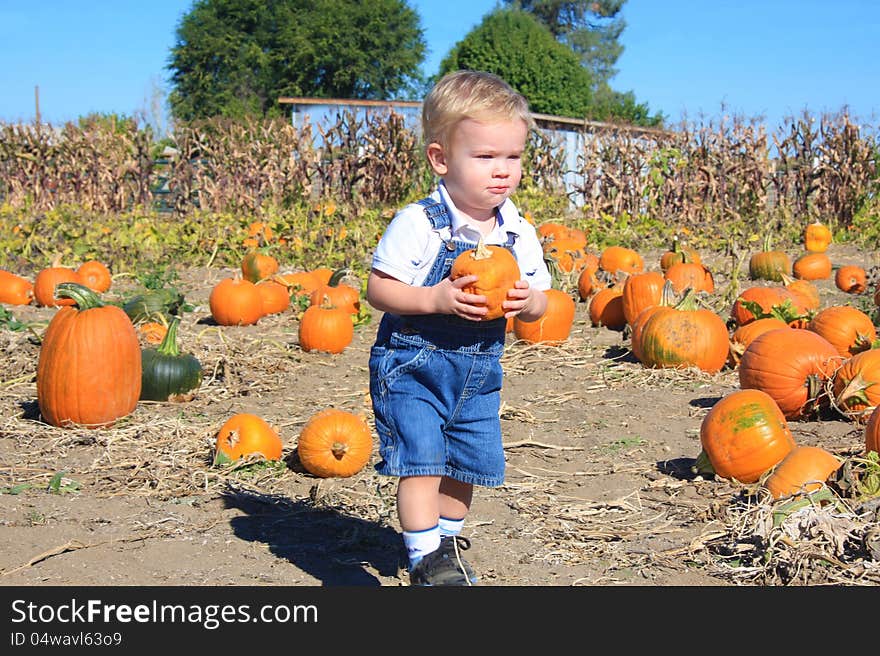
426 142 448 175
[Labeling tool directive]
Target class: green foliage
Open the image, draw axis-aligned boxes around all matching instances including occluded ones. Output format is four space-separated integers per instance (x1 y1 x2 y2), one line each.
511 183 572 223
578 210 672 250
0 306 29 332
440 9 594 118
842 195 880 248
168 0 427 120
504 0 663 126
509 0 626 84
47 472 80 495
589 83 664 127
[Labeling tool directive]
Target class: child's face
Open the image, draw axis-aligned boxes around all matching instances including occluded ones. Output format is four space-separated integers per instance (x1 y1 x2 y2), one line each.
427 117 528 222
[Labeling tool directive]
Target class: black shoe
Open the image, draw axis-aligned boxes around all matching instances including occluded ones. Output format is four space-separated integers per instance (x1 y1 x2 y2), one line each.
409 536 478 586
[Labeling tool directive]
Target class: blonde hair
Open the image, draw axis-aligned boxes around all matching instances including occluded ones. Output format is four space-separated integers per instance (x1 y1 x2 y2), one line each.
421 70 534 148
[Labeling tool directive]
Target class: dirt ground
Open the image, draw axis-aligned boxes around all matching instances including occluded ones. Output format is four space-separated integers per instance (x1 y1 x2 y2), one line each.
1 244 879 588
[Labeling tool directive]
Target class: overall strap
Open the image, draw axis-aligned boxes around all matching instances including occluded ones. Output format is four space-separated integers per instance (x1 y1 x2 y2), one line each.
416 197 452 231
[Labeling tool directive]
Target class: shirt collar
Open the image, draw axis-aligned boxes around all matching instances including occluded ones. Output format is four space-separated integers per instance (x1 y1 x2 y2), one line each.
437 181 525 238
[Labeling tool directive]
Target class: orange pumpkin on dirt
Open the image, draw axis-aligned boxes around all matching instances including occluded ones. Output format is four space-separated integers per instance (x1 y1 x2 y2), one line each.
0 270 34 305
209 276 264 326
807 305 877 357
309 269 361 315
297 408 373 478
764 446 840 500
299 295 354 354
738 328 841 420
835 265 867 294
792 252 832 280
214 413 283 463
37 282 141 428
696 388 796 484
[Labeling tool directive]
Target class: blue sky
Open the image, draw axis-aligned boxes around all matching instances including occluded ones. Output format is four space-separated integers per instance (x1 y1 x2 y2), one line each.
1 1 877 133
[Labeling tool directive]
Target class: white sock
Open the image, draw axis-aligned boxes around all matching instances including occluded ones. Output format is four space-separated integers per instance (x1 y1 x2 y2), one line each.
403 525 440 569
438 516 464 538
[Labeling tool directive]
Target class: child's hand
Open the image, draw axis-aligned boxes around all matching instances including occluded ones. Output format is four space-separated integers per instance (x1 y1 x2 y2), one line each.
503 280 546 321
432 275 488 321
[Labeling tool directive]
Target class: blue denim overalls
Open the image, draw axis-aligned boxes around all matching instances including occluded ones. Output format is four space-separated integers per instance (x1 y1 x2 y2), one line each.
369 198 518 487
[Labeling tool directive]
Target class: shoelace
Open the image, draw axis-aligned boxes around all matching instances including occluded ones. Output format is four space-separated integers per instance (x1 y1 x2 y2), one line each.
451 536 473 587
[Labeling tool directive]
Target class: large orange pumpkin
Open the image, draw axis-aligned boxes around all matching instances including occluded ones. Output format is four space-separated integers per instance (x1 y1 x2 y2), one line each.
513 288 576 344
450 239 520 321
764 445 840 500
730 285 799 326
738 328 842 419
664 261 714 294
697 388 796 484
297 408 373 478
636 289 729 373
807 305 877 357
214 413 283 463
36 282 141 428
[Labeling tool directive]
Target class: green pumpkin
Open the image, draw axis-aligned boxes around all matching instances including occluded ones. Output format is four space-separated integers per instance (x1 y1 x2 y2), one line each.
123 288 185 324
140 318 202 402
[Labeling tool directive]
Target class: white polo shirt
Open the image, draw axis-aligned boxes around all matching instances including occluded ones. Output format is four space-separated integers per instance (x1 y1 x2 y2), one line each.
371 182 552 291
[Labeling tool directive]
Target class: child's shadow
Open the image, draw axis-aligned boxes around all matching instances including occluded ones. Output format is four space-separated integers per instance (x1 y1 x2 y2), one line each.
221 482 403 586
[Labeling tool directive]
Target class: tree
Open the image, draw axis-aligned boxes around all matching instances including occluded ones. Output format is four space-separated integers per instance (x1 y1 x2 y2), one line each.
505 0 626 87
439 9 594 118
505 0 663 126
167 0 427 121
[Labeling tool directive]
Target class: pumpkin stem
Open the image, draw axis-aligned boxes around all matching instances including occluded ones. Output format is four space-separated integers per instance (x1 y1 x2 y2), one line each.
673 286 699 311
328 267 350 287
470 237 493 261
331 441 349 460
156 316 182 357
55 282 105 310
